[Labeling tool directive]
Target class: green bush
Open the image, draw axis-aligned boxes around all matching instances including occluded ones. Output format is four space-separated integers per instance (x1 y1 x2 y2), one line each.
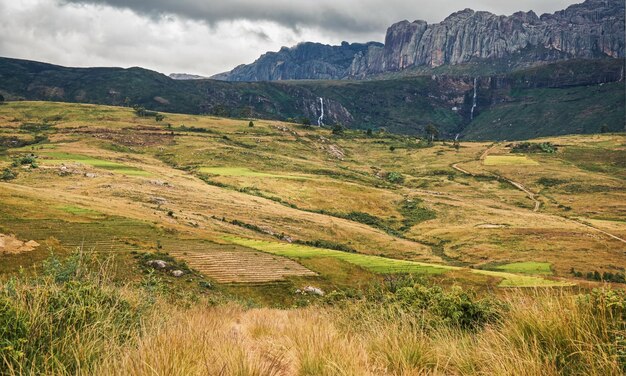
0 252 146 374
0 168 16 181
386 172 404 184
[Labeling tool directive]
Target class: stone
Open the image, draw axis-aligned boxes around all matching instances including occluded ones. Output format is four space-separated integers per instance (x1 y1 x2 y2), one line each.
303 286 325 296
146 259 168 269
170 270 184 277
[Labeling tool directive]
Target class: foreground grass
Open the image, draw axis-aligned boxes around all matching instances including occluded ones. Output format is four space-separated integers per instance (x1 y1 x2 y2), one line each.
1 252 624 375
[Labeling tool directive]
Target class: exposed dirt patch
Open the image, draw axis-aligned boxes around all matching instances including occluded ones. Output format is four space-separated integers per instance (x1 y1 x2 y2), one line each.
0 234 40 254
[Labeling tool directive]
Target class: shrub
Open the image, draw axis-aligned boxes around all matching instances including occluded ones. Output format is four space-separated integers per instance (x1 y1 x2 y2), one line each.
248 121 254 127
0 168 16 181
332 124 345 135
0 251 145 374
386 171 405 184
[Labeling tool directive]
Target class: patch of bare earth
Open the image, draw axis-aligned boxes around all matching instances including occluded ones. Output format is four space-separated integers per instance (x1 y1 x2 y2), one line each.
0 234 40 254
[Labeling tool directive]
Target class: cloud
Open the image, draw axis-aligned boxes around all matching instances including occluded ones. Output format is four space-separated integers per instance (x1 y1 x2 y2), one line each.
0 0 581 76
62 0 580 32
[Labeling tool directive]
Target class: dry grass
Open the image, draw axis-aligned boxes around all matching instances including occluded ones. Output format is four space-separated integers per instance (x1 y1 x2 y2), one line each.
96 290 625 376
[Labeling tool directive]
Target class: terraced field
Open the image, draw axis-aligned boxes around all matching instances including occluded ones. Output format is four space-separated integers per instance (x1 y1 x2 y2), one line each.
225 237 571 287
169 248 317 283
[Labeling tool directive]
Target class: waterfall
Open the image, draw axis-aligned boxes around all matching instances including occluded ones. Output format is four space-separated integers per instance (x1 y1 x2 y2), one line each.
317 97 325 126
470 77 478 121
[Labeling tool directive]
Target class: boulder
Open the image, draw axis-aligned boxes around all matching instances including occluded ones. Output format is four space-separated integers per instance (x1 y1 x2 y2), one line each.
303 286 325 296
170 270 184 277
146 259 168 269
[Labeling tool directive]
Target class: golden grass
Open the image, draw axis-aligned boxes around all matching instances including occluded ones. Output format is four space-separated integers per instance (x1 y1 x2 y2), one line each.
96 290 625 376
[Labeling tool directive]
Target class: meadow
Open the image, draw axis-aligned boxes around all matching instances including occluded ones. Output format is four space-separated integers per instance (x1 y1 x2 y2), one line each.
0 101 625 374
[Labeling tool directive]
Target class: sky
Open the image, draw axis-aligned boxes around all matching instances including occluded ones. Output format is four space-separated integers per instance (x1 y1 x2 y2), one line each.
0 0 580 77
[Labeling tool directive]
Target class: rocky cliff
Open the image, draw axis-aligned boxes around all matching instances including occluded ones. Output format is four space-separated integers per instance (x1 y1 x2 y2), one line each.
215 0 625 81
213 42 383 81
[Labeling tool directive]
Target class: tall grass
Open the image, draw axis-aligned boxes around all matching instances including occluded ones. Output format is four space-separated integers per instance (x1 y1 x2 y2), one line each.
1 253 624 375
0 250 147 375
99 289 625 375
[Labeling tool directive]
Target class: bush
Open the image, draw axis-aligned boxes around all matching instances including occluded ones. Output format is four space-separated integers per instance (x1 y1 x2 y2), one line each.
511 142 557 154
248 121 254 127
386 171 405 184
0 168 16 181
0 252 145 374
332 124 345 135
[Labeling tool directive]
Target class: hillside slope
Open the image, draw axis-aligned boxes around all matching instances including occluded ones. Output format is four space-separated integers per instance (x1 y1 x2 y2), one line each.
0 57 623 139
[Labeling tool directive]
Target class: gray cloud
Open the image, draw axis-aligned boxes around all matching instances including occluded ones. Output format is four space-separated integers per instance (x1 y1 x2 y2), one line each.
1 0 580 76
62 0 580 33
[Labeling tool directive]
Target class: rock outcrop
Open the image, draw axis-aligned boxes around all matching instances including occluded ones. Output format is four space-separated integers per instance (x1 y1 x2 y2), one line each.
213 41 383 81
215 0 625 81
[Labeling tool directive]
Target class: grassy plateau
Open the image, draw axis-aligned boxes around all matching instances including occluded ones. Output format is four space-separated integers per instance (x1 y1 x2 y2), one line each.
0 101 624 375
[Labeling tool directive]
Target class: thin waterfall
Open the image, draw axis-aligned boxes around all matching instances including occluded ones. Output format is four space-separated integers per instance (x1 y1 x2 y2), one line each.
317 97 325 126
470 77 478 120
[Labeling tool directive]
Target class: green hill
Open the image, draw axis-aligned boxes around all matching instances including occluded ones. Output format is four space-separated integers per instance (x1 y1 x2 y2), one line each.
0 57 623 140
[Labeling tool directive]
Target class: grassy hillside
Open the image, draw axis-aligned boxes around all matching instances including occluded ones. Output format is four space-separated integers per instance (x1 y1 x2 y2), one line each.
1 57 623 140
0 102 625 374
465 82 626 140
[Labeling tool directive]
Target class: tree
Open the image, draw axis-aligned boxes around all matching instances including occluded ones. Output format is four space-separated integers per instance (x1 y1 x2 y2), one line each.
0 94 4 104
425 124 439 144
600 125 610 133
389 146 396 152
248 121 254 127
155 114 165 122
332 124 344 135
301 118 311 127
366 129 373 137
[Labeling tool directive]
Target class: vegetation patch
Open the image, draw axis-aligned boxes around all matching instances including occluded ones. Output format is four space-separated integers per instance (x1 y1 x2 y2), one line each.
492 261 553 275
510 142 557 154
198 167 306 180
225 236 451 275
483 155 539 166
225 237 569 287
41 152 150 176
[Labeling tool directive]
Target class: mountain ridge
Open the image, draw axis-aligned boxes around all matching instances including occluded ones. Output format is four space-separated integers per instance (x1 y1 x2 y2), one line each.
214 0 625 81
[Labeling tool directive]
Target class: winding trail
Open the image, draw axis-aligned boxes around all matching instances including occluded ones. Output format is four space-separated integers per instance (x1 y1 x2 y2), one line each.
451 144 626 244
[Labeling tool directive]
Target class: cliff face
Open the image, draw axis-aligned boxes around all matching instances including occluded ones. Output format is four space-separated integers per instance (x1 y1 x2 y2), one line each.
216 0 625 81
213 42 383 81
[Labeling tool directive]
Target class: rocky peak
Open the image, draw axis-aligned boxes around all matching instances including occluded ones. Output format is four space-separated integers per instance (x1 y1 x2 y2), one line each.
214 0 624 81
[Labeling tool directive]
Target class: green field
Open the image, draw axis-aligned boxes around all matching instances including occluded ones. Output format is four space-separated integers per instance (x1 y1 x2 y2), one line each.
225 237 570 287
41 152 151 176
493 261 553 275
198 167 307 179
483 155 539 166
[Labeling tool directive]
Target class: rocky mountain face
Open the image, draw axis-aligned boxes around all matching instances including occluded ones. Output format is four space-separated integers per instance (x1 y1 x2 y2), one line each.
213 42 383 81
216 0 625 81
169 73 207 80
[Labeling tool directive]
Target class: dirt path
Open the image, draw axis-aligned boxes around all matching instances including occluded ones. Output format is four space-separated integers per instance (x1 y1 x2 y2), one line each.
452 144 626 243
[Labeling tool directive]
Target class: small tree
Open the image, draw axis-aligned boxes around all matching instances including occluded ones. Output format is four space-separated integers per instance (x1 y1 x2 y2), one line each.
332 124 344 135
0 94 4 104
600 125 610 133
155 114 165 122
301 118 311 127
366 129 373 137
389 146 396 152
248 121 254 127
425 124 439 144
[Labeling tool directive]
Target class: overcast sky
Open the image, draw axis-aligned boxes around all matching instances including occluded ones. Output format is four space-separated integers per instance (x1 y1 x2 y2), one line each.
0 0 580 77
